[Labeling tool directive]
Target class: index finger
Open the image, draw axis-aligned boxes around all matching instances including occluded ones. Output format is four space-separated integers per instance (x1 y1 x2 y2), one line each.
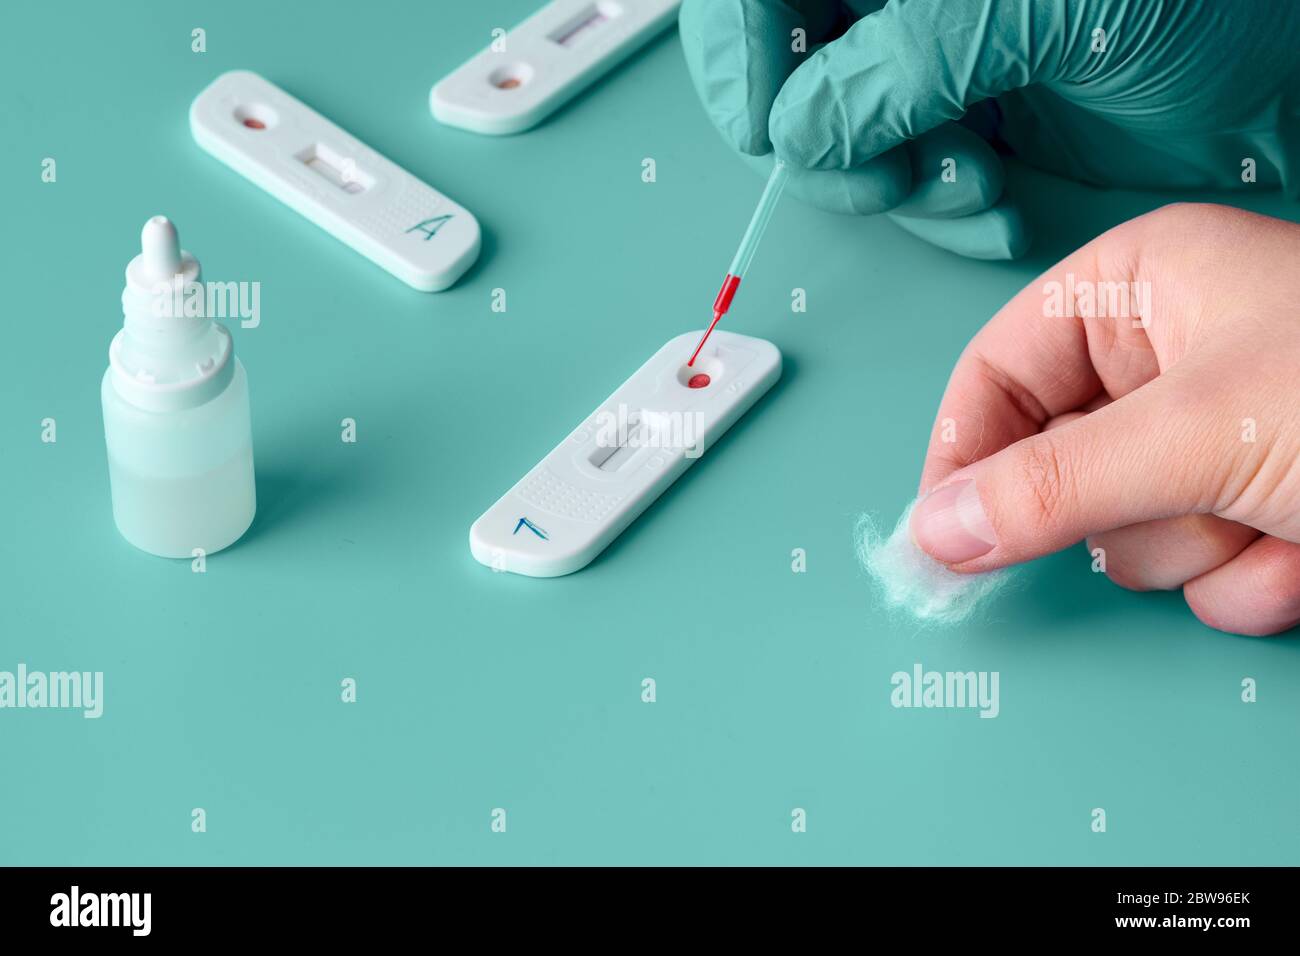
918 218 1161 494
770 0 1057 169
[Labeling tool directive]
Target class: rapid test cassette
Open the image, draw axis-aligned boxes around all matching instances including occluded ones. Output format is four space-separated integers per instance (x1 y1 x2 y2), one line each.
432 0 681 135
470 330 781 577
191 70 480 291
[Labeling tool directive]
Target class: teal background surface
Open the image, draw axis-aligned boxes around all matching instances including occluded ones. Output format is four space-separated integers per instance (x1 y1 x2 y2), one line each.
2 1 1299 865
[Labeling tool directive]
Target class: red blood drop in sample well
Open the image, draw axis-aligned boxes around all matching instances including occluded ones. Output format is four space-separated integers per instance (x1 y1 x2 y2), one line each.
688 373 711 389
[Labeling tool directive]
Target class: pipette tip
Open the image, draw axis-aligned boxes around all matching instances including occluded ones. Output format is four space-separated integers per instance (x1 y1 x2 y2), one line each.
687 311 723 367
140 215 183 281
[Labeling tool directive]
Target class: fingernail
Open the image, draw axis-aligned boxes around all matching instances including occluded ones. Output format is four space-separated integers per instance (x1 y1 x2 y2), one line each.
911 480 997 564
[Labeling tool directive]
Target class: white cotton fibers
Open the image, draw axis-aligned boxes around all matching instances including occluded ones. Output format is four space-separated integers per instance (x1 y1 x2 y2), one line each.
856 502 1012 626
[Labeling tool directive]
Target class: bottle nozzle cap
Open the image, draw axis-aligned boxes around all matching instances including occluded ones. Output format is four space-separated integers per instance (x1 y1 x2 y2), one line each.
140 215 183 282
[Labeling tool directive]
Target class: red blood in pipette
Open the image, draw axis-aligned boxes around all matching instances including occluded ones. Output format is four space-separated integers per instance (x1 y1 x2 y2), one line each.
687 274 741 366
713 274 741 314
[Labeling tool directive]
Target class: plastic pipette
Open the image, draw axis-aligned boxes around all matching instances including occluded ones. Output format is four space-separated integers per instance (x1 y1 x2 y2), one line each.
687 159 790 367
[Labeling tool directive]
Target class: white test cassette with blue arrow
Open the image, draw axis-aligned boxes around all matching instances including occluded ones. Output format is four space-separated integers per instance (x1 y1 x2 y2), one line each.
470 330 781 577
192 70 480 291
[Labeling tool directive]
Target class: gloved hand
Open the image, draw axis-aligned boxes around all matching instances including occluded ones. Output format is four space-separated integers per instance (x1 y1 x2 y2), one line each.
909 203 1300 635
679 0 1300 259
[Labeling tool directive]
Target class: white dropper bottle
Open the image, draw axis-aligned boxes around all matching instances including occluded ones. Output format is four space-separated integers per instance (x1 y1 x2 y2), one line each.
101 216 256 558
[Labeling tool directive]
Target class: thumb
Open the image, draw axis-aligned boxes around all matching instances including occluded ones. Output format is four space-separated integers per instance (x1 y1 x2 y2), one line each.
679 0 844 155
909 377 1238 571
770 0 1066 169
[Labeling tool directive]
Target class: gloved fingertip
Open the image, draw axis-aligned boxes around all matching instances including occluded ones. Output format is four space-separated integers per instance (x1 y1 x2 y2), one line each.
887 201 1032 260
770 95 846 171
994 204 1033 260
768 116 809 169
742 146 910 215
890 125 1005 220
679 0 801 163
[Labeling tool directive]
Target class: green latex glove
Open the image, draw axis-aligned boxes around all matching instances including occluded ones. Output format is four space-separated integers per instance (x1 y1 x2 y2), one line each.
680 0 1300 260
